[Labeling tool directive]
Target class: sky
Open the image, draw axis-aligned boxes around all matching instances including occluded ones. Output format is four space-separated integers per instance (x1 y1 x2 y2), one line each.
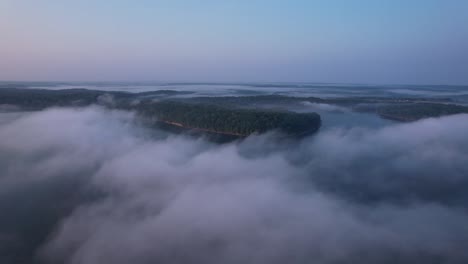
1 0 467 84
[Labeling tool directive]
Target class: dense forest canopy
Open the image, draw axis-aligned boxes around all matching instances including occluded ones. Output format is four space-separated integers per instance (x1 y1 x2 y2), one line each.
0 88 321 137
137 101 321 136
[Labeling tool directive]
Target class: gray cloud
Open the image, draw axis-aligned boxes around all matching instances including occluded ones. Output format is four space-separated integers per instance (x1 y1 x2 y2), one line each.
0 108 468 264
296 115 468 205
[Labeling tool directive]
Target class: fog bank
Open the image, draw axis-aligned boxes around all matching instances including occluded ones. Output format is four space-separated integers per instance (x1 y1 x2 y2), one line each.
1 107 468 264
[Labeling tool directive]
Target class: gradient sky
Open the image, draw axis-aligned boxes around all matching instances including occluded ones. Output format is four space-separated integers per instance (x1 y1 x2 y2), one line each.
1 0 467 84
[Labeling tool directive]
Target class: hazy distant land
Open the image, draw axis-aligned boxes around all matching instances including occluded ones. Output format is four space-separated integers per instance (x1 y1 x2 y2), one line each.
1 83 467 139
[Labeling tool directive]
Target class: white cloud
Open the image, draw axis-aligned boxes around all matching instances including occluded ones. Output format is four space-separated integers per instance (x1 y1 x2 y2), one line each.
0 108 468 263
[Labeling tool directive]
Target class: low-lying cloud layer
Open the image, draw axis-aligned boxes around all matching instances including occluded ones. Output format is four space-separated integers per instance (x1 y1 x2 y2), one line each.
1 107 468 264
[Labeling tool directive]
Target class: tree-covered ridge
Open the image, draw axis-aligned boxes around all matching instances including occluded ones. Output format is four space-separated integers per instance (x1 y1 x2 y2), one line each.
0 88 108 109
376 103 468 122
0 88 322 137
185 95 468 122
1 87 468 131
137 101 321 136
186 95 454 105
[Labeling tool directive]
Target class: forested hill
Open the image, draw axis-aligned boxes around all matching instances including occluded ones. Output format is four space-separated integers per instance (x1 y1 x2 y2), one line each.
0 88 322 137
135 101 321 137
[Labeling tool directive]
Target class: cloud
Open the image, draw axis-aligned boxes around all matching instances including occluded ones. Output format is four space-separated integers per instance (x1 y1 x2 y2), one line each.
0 108 468 264
297 115 468 205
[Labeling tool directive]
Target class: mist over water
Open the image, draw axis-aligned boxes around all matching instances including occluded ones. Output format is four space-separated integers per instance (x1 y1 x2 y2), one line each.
1 104 468 264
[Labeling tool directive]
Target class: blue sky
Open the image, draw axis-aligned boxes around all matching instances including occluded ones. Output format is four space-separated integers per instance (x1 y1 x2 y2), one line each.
1 0 467 84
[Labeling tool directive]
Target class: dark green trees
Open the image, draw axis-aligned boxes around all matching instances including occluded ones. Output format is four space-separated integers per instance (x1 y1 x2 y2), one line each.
137 101 321 136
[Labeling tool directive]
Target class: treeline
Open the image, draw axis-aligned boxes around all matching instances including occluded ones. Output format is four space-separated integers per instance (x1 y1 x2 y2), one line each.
136 101 321 136
0 88 114 109
0 88 190 110
377 103 468 121
0 88 322 137
186 95 454 108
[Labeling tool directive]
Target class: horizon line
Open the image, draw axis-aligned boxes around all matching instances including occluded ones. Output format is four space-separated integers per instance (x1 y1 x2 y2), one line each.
1 80 467 87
